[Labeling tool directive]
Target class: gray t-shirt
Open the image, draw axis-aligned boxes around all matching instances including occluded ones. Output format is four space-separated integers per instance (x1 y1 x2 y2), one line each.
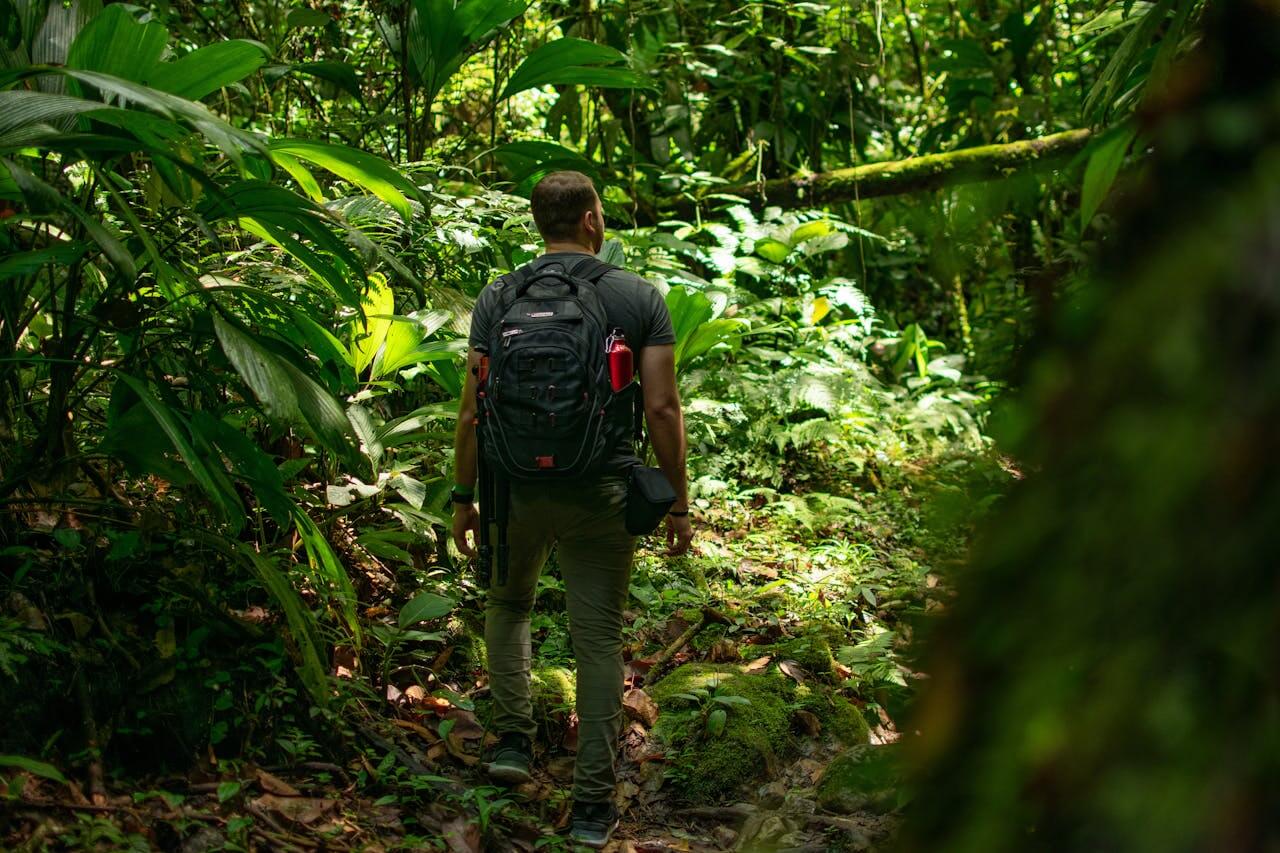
468 252 676 469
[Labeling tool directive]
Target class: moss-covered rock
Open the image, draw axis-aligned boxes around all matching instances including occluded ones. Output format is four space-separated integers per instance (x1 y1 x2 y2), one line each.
816 744 902 814
795 684 870 746
525 665 577 746
649 663 796 802
530 665 575 712
762 633 837 677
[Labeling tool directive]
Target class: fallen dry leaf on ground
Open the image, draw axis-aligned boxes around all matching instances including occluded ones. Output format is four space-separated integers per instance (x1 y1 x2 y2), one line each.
255 769 300 797
441 815 482 853
794 709 822 736
252 793 336 825
743 656 772 674
622 688 659 727
778 660 806 684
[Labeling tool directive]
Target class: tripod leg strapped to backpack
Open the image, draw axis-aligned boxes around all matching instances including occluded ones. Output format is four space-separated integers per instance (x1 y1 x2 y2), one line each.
473 349 510 589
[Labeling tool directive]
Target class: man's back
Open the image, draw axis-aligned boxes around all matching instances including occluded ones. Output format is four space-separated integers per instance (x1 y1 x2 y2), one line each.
450 170 690 849
467 252 676 471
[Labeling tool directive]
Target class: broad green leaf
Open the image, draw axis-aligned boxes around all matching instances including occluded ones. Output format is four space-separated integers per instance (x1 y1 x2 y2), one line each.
30 0 103 67
273 150 325 201
292 509 361 642
1084 0 1172 119
0 90 119 146
597 238 626 267
371 315 423 380
678 318 745 370
375 330 462 378
0 242 88 279
235 213 357 306
405 0 527 103
390 474 427 508
798 230 848 257
199 180 362 304
754 237 791 263
1081 123 1136 228
0 755 67 784
292 61 362 100
790 219 834 244
213 315 356 458
16 67 267 166
347 403 383 470
376 401 457 447
399 591 456 628
118 376 244 524
705 707 727 737
66 4 166 82
145 40 267 100
352 273 394 376
666 285 716 355
270 139 416 223
191 412 294 525
502 37 647 99
493 139 596 194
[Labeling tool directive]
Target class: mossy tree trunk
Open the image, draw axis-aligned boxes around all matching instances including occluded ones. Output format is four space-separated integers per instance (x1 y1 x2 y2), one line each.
644 129 1092 223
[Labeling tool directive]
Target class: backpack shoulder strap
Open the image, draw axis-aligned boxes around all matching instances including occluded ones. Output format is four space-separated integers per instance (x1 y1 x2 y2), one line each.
496 264 535 308
567 256 618 285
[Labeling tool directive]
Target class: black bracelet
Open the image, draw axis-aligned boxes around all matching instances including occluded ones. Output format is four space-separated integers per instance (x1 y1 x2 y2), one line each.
449 488 475 505
668 510 690 517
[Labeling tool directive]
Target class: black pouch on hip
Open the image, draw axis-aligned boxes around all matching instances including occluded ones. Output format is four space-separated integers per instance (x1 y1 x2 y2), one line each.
625 465 677 535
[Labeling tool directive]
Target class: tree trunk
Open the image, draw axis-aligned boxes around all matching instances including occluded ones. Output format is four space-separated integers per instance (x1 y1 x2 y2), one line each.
644 129 1091 224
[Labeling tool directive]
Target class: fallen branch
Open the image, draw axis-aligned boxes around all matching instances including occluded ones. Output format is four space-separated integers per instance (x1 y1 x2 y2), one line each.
648 129 1092 223
647 606 733 681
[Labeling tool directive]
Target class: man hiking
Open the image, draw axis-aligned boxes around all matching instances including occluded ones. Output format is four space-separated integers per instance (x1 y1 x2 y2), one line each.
451 171 694 848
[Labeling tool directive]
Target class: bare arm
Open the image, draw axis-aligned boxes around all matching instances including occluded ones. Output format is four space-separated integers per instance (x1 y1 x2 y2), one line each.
453 349 482 491
638 343 693 555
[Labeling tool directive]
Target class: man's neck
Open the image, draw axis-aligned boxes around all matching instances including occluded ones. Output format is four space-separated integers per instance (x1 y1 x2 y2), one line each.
542 240 595 255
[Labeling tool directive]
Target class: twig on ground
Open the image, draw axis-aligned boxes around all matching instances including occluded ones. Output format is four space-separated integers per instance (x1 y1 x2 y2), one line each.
647 606 732 680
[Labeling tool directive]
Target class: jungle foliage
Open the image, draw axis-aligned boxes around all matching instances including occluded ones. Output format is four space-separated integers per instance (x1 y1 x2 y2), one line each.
0 0 1238 849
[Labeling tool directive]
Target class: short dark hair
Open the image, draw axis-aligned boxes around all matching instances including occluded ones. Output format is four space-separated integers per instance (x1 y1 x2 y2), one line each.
530 171 599 241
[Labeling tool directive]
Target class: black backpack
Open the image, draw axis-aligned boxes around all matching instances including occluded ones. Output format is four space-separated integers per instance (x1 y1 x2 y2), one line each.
476 256 634 480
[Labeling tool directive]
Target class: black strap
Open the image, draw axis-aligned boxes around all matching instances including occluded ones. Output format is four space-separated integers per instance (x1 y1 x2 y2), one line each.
499 264 534 293
510 256 618 298
566 256 617 284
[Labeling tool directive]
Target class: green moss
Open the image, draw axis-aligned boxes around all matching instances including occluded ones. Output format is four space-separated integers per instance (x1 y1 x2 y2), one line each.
527 666 577 743
445 615 487 672
763 633 836 676
796 684 870 746
816 744 902 814
649 663 796 802
530 665 576 711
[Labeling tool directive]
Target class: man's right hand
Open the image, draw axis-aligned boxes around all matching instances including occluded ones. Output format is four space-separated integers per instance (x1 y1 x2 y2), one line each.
452 503 480 557
664 512 694 557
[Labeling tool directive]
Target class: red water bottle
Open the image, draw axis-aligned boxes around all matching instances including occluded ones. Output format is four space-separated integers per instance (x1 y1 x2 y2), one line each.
606 327 632 392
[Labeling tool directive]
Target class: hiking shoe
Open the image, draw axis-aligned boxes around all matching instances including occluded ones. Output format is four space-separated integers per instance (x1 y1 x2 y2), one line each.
569 800 619 849
485 733 532 785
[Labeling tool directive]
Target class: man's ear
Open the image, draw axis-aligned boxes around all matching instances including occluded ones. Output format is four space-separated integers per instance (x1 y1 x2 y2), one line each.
582 207 602 241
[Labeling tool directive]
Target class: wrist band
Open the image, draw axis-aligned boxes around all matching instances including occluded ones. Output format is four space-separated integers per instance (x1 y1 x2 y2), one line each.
668 510 690 517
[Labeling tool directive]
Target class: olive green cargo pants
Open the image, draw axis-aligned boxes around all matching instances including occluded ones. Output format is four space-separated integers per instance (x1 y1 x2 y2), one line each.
484 474 636 803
